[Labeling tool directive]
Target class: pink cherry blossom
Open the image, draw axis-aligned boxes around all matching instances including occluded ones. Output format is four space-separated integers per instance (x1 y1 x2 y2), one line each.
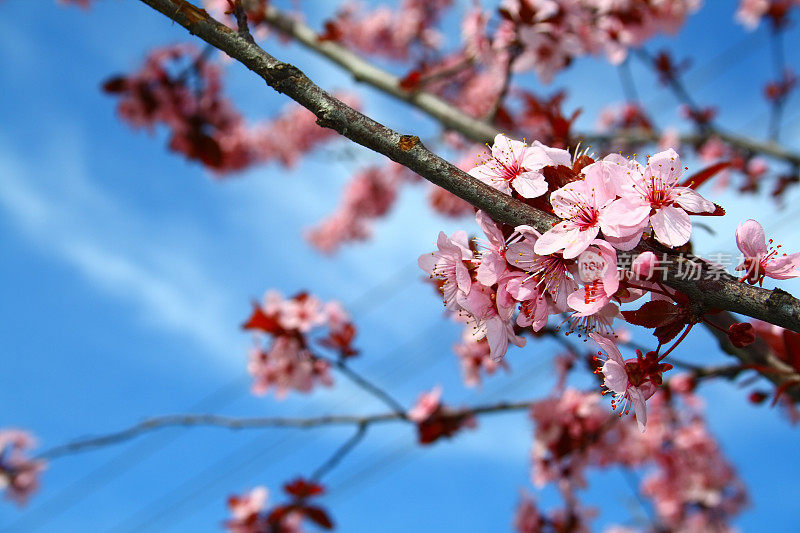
248 336 333 398
603 149 717 247
735 219 800 284
427 184 474 218
317 0 453 61
225 486 269 533
0 429 45 507
534 161 619 258
418 230 474 310
307 164 402 253
516 294 551 332
736 0 770 28
279 294 327 333
567 240 620 316
640 413 748 529
459 282 526 361
407 385 443 422
407 385 477 444
529 389 610 488
469 134 571 198
500 0 700 82
506 225 578 311
513 492 546 533
590 333 672 432
453 337 507 387
475 210 510 286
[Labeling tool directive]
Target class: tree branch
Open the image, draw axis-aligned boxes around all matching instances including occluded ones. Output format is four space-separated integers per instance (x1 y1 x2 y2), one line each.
310 422 367 481
37 401 535 460
259 4 800 167
320 356 408 417
134 1 800 394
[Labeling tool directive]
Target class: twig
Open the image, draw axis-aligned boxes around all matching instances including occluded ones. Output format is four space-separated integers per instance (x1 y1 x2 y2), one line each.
258 3 800 166
617 57 640 104
36 400 535 460
326 357 408 417
230 0 255 44
768 28 787 141
621 469 665 532
666 358 745 380
310 423 368 481
635 48 706 127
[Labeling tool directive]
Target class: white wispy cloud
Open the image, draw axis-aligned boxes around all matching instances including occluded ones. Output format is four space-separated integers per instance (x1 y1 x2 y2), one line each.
0 126 241 364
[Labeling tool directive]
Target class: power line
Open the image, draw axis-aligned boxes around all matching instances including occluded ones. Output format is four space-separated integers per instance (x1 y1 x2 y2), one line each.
107 321 443 532
5 261 418 531
325 338 561 504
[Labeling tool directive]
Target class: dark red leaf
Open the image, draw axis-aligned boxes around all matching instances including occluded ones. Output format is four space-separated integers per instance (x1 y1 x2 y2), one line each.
267 505 294 526
680 161 732 189
749 391 769 404
541 165 579 190
572 154 595 174
302 505 334 529
318 323 359 358
399 70 423 91
654 320 686 345
242 303 281 334
780 329 800 372
318 21 343 42
102 76 128 94
621 300 681 328
284 478 325 498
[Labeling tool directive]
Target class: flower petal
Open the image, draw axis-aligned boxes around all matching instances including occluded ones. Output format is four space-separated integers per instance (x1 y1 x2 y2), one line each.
672 186 716 213
589 332 626 366
601 198 651 235
601 359 629 395
512 172 548 198
736 219 768 257
485 317 510 361
627 387 648 433
651 206 692 247
563 227 600 259
644 148 682 187
534 222 577 256
766 252 800 279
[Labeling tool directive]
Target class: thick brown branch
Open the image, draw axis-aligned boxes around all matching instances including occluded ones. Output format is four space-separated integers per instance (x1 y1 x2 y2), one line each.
37 401 534 460
134 0 800 398
138 0 800 329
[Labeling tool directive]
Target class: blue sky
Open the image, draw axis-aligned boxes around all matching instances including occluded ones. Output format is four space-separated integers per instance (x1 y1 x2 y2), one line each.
1 0 799 531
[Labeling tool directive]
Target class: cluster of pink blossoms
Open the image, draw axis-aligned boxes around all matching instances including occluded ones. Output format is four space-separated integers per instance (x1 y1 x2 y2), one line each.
498 0 701 82
418 135 797 430
316 0 453 60
737 0 800 28
103 45 356 174
520 385 747 531
421 136 718 361
406 386 477 444
736 219 800 285
242 291 358 397
225 479 333 533
0 429 45 507
306 163 412 254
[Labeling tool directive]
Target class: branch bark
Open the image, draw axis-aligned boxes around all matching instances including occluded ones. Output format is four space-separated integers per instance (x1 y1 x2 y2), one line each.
135 0 800 392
